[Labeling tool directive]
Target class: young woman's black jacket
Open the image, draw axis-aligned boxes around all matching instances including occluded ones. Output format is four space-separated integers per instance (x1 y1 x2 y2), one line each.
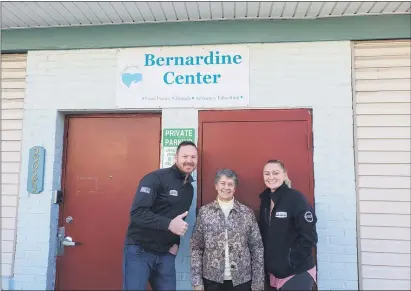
258 182 318 279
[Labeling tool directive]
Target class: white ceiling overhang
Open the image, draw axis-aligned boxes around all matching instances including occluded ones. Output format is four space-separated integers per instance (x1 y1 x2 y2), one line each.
1 1 411 30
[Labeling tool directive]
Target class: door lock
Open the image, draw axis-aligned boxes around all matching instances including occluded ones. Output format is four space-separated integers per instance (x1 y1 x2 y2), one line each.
65 216 73 224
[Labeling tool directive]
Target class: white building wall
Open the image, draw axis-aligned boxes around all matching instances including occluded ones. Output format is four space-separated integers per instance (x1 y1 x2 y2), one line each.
14 41 357 290
1 54 27 290
353 40 411 290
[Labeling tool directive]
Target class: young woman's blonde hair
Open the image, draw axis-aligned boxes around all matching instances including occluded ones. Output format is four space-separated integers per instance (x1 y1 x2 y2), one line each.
265 159 292 187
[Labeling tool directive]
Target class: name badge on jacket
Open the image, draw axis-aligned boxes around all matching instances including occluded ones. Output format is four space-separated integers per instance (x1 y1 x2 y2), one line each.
169 190 178 196
275 211 287 218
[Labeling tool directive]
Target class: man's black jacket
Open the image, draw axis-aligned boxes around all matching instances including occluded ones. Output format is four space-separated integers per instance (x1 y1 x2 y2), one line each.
125 165 194 254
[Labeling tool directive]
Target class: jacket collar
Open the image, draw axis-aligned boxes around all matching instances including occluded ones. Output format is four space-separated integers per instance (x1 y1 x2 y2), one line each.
259 182 290 199
211 198 241 213
171 164 194 183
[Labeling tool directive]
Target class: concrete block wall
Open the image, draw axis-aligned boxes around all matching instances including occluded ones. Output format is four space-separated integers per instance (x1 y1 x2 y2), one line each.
15 42 357 290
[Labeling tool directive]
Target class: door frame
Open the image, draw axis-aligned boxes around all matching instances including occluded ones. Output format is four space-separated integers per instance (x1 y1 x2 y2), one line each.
197 108 314 209
55 112 162 290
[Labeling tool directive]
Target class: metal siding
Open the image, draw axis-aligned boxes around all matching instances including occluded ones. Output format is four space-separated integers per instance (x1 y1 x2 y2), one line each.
2 1 411 29
1 53 26 278
353 40 411 290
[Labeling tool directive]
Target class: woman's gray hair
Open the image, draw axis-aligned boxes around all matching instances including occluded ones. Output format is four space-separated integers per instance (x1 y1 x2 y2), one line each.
214 169 239 186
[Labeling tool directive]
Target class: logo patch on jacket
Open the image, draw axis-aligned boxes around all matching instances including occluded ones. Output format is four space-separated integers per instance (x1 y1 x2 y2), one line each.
140 187 151 194
304 211 314 222
169 190 178 196
275 211 287 218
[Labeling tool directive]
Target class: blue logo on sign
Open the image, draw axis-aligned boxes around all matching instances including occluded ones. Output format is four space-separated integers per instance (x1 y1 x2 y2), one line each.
121 66 143 88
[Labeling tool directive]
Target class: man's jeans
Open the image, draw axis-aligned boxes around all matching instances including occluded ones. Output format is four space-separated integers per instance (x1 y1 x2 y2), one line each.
122 244 176 290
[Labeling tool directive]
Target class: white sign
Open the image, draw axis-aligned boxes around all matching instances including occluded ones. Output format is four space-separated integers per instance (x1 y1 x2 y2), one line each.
116 45 250 108
162 146 177 168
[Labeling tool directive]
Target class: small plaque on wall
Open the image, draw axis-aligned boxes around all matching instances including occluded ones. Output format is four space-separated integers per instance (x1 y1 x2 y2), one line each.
27 146 46 194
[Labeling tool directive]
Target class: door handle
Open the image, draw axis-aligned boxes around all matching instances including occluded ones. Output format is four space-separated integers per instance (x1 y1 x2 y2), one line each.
57 227 80 256
62 236 76 247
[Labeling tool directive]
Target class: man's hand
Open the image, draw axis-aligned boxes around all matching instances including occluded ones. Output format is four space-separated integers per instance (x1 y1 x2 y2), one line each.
168 211 189 235
169 244 179 255
193 285 204 290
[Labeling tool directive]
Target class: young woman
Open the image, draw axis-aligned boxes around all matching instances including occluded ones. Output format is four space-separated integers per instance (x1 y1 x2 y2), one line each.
259 160 318 291
191 169 265 291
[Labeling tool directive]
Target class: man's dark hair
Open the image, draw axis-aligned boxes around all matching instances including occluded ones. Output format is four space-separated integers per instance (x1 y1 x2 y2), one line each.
176 141 197 154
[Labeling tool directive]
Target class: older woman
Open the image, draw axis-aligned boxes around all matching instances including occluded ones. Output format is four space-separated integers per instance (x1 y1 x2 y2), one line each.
190 169 265 291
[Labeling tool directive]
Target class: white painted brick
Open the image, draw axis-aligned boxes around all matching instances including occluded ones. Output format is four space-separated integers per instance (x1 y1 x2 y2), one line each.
320 279 346 290
317 254 332 262
2 276 11 290
344 246 358 255
318 228 345 238
330 254 358 263
9 275 37 284
329 267 358 280
318 244 346 255
11 281 24 290
329 236 357 246
16 212 50 228
12 279 46 291
17 252 49 267
14 265 48 276
345 280 359 289
14 250 26 260
18 228 51 244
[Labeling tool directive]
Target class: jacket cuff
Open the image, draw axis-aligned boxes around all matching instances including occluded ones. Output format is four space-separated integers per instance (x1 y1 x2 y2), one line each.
158 217 172 231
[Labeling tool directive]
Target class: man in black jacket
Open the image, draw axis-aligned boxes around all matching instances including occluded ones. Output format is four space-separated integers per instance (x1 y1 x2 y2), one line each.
123 141 198 291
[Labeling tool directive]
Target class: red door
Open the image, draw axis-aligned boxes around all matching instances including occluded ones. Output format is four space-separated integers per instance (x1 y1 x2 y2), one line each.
56 114 161 290
198 109 314 216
